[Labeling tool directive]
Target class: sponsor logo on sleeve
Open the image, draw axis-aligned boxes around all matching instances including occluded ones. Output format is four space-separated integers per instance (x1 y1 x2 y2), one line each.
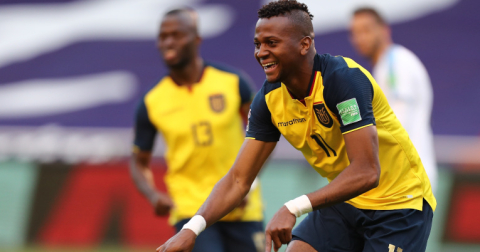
336 98 361 126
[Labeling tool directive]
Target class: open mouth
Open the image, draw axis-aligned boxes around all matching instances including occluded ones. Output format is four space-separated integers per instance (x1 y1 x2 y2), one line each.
262 62 278 72
164 49 177 61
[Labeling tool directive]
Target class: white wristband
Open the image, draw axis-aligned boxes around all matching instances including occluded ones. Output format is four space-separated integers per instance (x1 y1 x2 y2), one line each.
182 215 207 236
284 195 313 217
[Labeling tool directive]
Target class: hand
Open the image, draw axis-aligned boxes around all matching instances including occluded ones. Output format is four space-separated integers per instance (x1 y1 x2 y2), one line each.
156 229 196 252
153 192 174 216
265 206 296 252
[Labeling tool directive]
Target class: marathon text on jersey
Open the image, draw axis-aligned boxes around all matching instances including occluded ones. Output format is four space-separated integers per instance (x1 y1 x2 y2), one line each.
277 118 306 127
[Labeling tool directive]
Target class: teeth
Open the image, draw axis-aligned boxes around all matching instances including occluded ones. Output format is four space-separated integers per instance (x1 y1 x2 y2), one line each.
165 50 176 58
262 62 277 67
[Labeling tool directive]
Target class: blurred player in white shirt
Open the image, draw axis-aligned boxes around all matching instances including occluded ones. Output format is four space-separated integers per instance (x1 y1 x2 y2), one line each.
350 7 437 192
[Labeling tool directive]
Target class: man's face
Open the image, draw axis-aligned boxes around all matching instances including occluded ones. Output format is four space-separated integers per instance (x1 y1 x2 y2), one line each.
254 16 302 83
349 13 384 59
157 14 197 69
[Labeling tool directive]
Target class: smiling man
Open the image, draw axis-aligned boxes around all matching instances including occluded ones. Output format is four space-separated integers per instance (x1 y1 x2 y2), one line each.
157 1 436 252
130 8 264 252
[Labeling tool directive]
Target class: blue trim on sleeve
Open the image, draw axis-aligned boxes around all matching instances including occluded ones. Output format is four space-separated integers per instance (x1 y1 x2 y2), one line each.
239 75 254 104
322 59 376 133
245 81 282 142
133 98 157 151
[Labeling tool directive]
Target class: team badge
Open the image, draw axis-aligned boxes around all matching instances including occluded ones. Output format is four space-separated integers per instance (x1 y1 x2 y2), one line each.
313 103 333 128
209 94 225 113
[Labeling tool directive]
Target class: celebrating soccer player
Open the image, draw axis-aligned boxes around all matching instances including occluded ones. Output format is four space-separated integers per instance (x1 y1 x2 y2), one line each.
157 1 436 252
130 8 265 252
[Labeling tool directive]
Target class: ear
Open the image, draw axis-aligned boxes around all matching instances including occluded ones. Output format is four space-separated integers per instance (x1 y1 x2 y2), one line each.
300 36 313 56
195 35 202 46
384 25 391 38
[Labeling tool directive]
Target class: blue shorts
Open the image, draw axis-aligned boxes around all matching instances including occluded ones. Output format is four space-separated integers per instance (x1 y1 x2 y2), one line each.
175 219 264 252
292 199 433 252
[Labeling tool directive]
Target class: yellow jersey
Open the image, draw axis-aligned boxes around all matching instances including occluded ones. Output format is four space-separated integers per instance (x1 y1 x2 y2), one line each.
134 62 263 225
246 54 436 212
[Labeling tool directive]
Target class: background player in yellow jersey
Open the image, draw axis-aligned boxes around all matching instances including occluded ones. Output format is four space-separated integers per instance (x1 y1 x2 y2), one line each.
130 8 264 252
158 1 435 252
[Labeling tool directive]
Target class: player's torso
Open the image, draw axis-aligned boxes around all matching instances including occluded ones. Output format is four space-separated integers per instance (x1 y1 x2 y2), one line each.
144 65 263 223
265 72 349 181
266 55 436 211
144 66 244 176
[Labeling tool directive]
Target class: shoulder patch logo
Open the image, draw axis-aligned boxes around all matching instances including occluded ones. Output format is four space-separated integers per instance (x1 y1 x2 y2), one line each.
209 94 225 113
336 98 362 126
313 103 333 128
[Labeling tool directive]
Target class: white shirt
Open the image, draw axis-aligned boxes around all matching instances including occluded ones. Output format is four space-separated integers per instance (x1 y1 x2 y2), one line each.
373 44 437 192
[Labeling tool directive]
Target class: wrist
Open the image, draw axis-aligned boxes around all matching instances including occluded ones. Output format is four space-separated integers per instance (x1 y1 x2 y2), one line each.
182 215 207 236
284 195 313 217
148 191 160 205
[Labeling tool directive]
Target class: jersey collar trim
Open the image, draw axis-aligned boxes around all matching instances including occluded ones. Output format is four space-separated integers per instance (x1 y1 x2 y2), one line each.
287 54 319 99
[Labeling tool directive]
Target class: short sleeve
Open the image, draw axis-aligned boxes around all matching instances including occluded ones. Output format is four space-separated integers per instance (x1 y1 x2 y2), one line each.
238 72 255 105
133 99 157 151
324 67 376 134
245 85 281 142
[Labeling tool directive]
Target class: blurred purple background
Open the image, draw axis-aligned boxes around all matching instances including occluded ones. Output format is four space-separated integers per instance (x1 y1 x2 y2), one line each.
0 0 478 135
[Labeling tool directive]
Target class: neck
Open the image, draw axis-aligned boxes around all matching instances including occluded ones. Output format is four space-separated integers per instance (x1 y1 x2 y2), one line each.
284 53 315 100
371 40 392 65
169 57 204 86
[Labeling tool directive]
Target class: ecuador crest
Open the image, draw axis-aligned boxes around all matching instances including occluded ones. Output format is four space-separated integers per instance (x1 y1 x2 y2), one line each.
313 103 333 128
209 94 225 113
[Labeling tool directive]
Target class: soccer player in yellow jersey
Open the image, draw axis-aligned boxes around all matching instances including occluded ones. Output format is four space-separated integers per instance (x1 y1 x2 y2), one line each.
130 8 264 252
158 1 436 252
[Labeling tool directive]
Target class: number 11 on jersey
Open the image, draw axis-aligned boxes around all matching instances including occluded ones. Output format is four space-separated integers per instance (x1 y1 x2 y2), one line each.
388 244 403 252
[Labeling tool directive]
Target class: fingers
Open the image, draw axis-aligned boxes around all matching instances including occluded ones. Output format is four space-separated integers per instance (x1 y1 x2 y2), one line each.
272 233 282 252
156 245 163 252
266 229 293 252
281 229 292 244
265 232 272 252
155 200 172 216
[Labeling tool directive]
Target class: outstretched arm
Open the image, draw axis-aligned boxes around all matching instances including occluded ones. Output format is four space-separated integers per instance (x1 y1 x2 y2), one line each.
266 125 380 252
130 99 173 215
198 138 276 226
308 125 380 209
157 139 277 252
129 150 173 216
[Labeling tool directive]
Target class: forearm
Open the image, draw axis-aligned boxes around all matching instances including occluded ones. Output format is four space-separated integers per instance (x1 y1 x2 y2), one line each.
196 171 252 227
192 139 276 227
303 126 381 210
129 157 159 204
307 163 379 210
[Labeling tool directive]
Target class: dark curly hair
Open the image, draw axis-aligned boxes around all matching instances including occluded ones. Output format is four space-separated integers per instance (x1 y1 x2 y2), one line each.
353 7 386 25
258 0 313 20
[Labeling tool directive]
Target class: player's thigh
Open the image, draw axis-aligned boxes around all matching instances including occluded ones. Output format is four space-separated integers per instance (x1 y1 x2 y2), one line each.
175 219 225 252
286 240 317 252
291 203 364 252
362 200 433 252
219 221 264 252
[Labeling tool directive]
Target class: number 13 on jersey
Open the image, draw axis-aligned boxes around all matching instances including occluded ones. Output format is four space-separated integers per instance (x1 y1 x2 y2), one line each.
192 121 213 146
